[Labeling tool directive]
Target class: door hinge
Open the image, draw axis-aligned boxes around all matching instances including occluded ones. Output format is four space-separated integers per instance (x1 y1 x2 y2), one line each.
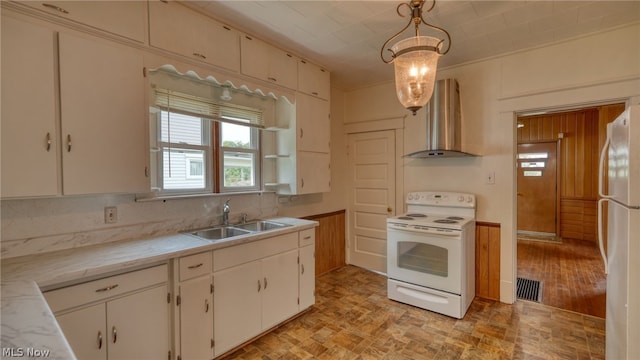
297 256 300 264
210 283 214 294
297 297 300 305
177 355 181 360
211 339 215 348
167 292 171 304
145 166 150 178
176 295 181 306
168 350 172 360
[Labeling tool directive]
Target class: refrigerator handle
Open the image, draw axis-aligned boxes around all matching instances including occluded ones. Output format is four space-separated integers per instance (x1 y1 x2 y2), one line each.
598 134 611 198
597 198 609 275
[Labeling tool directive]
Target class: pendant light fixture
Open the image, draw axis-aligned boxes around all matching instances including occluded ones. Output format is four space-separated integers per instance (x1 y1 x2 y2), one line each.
380 0 451 115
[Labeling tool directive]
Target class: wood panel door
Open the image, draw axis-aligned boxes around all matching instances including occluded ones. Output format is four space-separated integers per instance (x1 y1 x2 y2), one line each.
347 130 396 273
517 142 558 234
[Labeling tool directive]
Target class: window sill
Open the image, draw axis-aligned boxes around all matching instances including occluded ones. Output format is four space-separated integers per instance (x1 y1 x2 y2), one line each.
135 190 275 202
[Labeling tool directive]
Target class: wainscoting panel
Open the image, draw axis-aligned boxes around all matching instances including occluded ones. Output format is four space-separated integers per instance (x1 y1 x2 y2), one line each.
475 222 501 301
304 210 346 276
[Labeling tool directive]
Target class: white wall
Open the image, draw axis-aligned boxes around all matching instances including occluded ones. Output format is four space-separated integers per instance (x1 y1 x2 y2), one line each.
343 23 640 303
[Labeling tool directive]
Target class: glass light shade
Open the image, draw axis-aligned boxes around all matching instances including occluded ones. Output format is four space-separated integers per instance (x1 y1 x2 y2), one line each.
391 36 441 115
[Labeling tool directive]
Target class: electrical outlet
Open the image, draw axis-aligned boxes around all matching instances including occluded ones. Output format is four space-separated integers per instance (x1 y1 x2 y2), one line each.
104 206 118 224
487 171 496 185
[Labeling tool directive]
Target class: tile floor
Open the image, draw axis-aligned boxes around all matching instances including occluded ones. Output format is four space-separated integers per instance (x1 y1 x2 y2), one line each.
221 265 605 359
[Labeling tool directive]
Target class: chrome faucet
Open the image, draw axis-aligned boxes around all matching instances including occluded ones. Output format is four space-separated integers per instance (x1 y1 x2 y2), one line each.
222 199 231 225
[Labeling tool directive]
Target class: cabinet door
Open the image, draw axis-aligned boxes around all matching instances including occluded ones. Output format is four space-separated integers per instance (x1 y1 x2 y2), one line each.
179 276 214 360
149 0 239 71
297 93 330 153
58 33 147 195
23 1 146 42
269 48 298 90
1 16 58 198
213 261 261 356
298 152 330 194
56 304 107 360
107 285 170 360
299 244 316 310
240 35 269 82
261 249 299 329
298 60 330 100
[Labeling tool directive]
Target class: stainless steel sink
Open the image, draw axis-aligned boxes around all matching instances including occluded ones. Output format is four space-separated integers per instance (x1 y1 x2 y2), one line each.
192 226 252 241
233 220 291 232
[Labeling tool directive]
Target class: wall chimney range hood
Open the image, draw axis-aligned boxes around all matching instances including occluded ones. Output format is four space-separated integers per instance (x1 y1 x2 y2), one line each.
405 78 476 158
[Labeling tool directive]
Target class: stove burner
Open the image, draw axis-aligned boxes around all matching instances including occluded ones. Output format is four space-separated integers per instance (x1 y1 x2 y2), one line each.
434 219 458 224
406 213 427 218
398 216 414 220
447 216 464 220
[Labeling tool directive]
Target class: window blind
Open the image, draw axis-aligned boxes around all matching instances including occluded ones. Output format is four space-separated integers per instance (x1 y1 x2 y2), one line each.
153 88 264 128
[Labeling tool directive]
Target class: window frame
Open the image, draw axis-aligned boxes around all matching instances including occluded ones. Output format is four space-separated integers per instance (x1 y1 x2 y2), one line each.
217 120 261 193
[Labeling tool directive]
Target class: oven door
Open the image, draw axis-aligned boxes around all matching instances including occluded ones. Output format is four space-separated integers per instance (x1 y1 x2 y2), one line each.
387 226 462 294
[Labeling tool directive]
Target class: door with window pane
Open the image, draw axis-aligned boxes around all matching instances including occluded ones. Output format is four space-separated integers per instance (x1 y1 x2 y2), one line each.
517 142 558 234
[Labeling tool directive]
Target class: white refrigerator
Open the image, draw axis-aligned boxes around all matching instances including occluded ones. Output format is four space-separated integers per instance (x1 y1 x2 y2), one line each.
598 104 640 360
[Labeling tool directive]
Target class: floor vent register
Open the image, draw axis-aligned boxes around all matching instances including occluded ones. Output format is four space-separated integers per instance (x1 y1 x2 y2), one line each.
516 277 543 302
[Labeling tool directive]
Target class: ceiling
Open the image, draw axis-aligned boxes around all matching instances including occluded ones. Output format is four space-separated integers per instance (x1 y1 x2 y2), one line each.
187 1 640 90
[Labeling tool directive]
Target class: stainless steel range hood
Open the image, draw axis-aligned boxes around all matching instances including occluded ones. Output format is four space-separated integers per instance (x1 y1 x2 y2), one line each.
405 79 475 158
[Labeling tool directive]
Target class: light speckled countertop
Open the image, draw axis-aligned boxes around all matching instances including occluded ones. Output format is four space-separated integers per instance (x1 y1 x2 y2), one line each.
1 217 317 359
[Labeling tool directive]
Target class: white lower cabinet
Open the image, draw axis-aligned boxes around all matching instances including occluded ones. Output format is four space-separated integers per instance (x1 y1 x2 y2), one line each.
211 232 301 357
299 229 316 311
45 265 171 360
178 276 214 360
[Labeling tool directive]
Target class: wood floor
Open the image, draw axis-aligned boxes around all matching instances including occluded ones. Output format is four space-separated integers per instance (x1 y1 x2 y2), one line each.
517 238 606 318
221 265 605 359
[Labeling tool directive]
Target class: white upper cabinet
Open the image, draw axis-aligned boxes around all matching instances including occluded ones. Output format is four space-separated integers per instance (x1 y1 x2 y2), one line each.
241 35 298 90
148 0 240 72
21 1 146 43
1 15 59 198
58 33 148 195
298 59 330 100
296 93 330 153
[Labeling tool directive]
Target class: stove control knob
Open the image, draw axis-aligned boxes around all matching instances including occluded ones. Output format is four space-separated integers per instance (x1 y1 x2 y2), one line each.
458 196 464 202
466 196 473 203
408 194 414 200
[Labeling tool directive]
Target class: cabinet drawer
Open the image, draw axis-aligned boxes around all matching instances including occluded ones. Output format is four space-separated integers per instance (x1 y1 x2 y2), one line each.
213 232 297 272
44 264 168 313
299 228 315 247
179 251 212 281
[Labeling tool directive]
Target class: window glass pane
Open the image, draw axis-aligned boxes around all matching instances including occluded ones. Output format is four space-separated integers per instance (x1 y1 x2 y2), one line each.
223 152 255 187
163 149 206 190
221 119 253 149
160 111 208 146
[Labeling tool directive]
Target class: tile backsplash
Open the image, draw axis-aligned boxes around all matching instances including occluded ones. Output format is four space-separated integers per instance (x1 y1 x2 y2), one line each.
1 192 279 259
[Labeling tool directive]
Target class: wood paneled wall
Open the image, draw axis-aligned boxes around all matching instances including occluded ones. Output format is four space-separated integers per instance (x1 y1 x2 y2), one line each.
517 104 625 242
304 210 346 276
475 222 500 301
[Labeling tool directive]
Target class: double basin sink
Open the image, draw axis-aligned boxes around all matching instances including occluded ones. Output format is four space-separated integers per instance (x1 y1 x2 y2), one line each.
190 220 291 242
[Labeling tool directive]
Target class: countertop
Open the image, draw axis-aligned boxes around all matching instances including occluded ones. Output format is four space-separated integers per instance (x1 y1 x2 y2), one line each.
0 217 317 359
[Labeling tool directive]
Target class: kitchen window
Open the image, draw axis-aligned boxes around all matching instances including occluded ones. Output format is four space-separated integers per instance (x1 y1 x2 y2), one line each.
150 88 262 195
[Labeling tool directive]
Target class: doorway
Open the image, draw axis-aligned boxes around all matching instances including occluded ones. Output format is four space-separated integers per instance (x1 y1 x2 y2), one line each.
515 104 624 317
346 130 396 273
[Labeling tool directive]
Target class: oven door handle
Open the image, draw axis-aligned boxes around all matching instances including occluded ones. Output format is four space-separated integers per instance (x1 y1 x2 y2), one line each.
387 224 460 237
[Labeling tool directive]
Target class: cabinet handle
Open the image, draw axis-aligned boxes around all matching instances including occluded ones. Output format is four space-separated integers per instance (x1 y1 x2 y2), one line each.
300 128 303 138
42 3 69 14
301 264 305 275
112 326 117 344
312 92 319 96
95 284 118 293
267 77 277 82
301 178 304 188
192 52 207 59
304 235 311 240
66 134 72 152
45 133 52 152
97 331 103 349
205 299 209 313
257 280 261 292
264 277 268 290
187 263 203 269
